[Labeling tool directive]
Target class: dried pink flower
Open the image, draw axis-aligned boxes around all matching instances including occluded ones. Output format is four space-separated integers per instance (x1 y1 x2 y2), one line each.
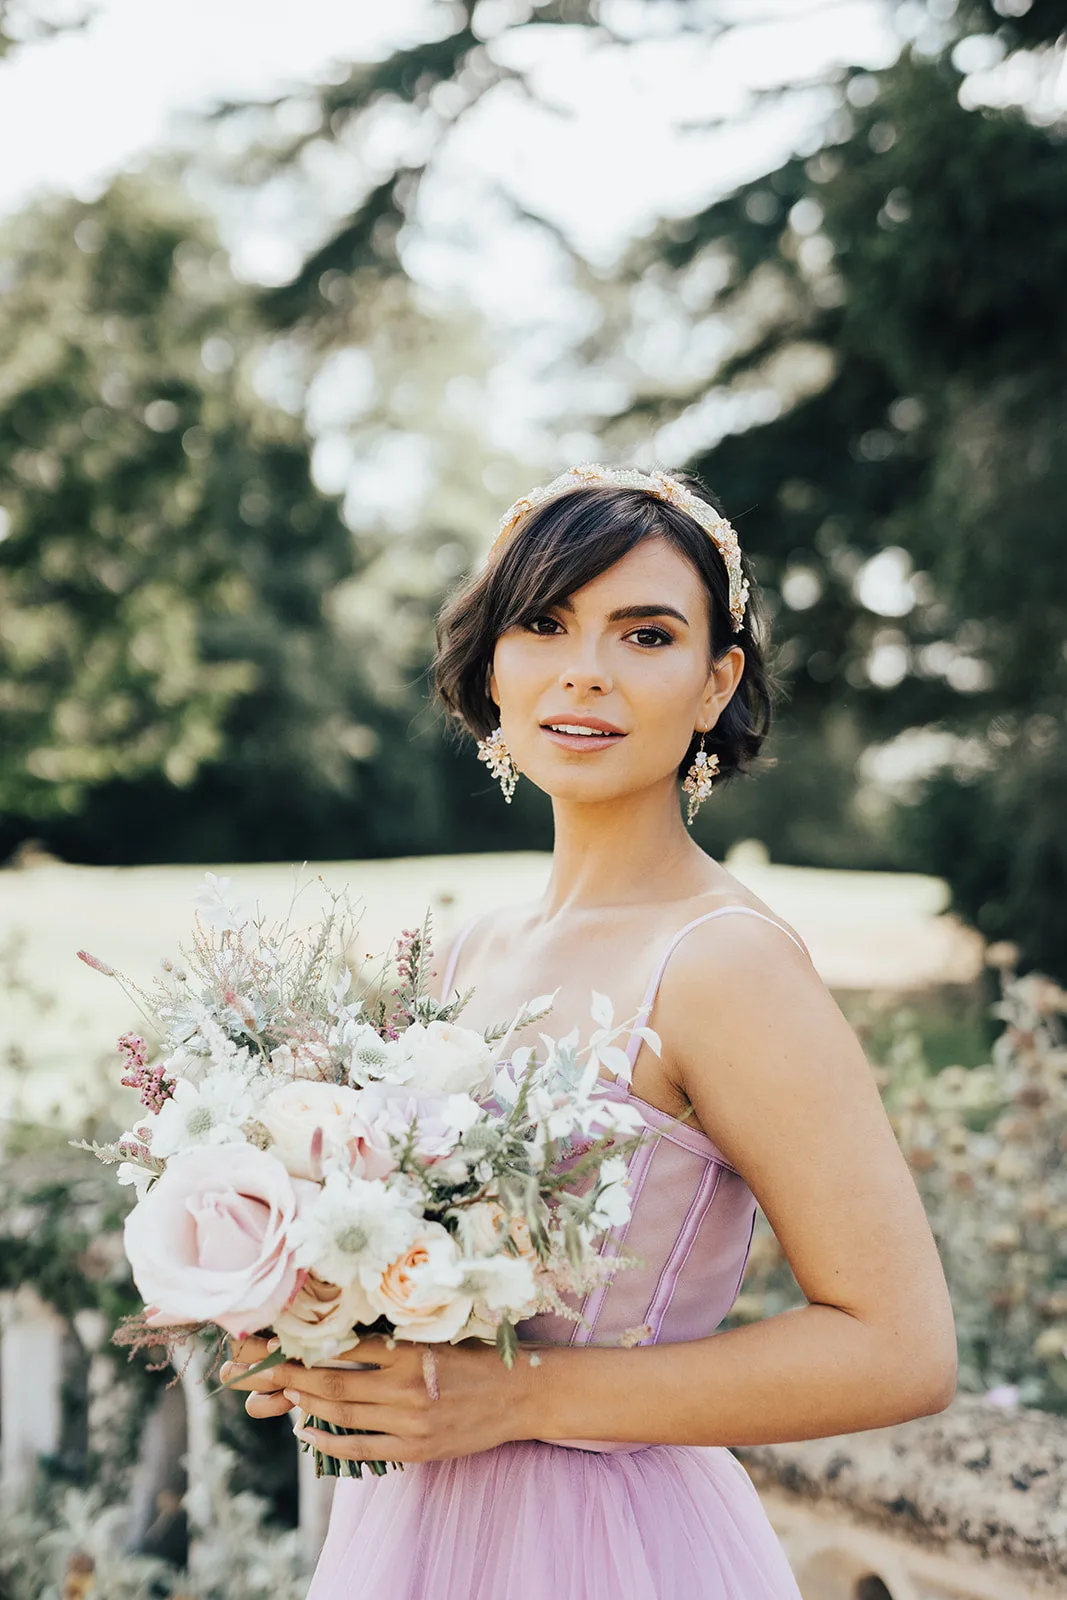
77 950 116 976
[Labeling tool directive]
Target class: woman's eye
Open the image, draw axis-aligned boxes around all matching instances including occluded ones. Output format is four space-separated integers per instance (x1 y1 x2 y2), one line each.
629 626 673 647
525 615 562 635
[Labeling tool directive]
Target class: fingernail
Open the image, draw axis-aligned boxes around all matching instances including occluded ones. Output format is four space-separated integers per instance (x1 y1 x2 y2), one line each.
219 1363 233 1381
295 1427 316 1444
266 1337 281 1352
283 1389 301 1405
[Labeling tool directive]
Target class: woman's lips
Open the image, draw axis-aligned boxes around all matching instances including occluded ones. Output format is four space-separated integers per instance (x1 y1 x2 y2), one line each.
540 725 627 753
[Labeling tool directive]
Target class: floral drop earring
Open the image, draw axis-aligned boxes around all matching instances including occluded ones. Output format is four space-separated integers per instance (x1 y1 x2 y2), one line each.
477 727 519 803
682 730 720 826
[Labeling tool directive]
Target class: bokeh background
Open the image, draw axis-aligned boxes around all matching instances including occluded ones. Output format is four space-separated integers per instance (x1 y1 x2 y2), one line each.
1 2 1066 1595
1 0 1064 975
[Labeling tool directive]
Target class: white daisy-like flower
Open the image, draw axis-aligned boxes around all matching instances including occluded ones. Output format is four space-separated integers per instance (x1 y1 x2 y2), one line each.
116 1161 157 1200
343 1023 415 1087
290 1170 422 1287
149 1069 256 1159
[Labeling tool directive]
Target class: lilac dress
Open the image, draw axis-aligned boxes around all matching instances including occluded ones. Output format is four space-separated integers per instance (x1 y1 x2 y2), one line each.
307 907 805 1599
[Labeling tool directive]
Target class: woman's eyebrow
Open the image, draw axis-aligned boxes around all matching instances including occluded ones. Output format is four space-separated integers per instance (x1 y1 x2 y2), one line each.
554 599 690 626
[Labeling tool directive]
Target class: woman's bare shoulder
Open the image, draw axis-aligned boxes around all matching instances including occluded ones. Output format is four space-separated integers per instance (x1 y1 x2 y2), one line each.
431 899 538 1001
682 866 813 967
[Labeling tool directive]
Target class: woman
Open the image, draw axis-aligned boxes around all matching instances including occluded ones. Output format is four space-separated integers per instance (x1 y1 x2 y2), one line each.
226 464 957 1598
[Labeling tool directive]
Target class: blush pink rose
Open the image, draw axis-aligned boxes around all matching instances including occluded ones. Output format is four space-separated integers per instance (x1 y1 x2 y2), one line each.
123 1143 315 1339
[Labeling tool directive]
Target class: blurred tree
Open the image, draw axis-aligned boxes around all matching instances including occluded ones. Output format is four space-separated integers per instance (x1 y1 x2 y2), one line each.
0 174 411 861
596 9 1067 977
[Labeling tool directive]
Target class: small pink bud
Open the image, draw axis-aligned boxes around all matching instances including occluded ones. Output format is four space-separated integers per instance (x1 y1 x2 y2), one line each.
77 950 115 976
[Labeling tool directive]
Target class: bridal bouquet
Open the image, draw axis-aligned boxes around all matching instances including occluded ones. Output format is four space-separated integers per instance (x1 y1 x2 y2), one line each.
76 873 653 1476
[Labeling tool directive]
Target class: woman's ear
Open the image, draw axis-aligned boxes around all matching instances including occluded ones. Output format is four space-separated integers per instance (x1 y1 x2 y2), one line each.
699 644 745 728
487 661 500 710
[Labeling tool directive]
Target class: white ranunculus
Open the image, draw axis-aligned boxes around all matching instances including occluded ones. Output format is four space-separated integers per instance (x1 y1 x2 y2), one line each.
260 1080 363 1179
362 1221 473 1342
402 1021 494 1098
149 1070 255 1159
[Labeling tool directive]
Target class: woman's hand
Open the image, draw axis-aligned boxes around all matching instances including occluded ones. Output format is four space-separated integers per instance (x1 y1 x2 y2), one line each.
228 1336 538 1464
220 1337 294 1420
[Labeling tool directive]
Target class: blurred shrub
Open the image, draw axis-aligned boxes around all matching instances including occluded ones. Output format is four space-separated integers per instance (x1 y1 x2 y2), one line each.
0 1444 307 1599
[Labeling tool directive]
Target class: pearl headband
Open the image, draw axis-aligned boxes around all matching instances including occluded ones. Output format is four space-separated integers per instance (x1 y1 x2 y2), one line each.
487 463 750 632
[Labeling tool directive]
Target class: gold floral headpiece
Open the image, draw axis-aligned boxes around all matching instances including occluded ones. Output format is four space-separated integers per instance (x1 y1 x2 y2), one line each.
487 462 750 632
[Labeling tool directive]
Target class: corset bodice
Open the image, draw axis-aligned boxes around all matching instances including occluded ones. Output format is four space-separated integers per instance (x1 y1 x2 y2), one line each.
441 903 810 1450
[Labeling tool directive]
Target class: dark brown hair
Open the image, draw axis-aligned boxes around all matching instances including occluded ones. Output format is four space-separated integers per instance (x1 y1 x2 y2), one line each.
434 471 776 784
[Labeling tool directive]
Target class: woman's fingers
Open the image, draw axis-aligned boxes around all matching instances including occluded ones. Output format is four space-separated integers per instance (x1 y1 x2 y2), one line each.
296 1425 410 1463
283 1392 418 1434
220 1359 298 1393
245 1390 294 1419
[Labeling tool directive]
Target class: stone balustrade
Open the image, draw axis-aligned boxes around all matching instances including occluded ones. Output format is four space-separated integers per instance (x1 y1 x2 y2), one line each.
7 1283 1067 1594
734 1393 1067 1599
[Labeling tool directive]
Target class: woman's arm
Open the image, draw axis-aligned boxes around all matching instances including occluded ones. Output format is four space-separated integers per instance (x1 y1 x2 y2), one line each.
527 913 957 1447
226 913 957 1458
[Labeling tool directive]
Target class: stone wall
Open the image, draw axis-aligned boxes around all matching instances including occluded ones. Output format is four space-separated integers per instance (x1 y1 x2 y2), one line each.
734 1393 1067 1600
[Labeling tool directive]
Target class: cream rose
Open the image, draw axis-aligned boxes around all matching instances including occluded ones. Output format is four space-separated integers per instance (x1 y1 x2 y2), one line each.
123 1144 313 1339
260 1080 363 1179
362 1222 473 1342
402 1021 493 1098
272 1270 375 1365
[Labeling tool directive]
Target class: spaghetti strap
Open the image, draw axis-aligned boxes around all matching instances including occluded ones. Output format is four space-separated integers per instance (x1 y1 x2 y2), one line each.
626 905 809 1068
440 912 491 996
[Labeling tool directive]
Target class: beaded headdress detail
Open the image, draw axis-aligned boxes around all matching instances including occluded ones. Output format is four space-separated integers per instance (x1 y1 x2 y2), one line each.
487 462 750 632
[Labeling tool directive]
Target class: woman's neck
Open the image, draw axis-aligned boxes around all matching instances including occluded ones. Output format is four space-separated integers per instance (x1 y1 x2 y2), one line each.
539 779 717 917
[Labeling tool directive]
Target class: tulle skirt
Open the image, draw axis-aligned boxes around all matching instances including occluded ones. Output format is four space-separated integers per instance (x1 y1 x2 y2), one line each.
306 1440 803 1599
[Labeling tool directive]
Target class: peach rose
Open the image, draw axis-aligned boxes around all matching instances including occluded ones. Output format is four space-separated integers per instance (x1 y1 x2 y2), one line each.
272 1270 376 1365
362 1222 472 1342
123 1143 313 1338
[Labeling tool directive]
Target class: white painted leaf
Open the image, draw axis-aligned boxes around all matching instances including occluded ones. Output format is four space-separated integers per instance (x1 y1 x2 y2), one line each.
598 1044 633 1085
590 991 615 1029
636 1026 663 1057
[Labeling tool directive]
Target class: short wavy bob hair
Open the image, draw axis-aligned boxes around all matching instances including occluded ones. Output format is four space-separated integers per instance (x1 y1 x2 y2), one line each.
434 470 777 786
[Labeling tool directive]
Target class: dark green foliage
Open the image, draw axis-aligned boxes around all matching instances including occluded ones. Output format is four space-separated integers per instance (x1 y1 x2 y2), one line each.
613 28 1067 975
0 175 412 859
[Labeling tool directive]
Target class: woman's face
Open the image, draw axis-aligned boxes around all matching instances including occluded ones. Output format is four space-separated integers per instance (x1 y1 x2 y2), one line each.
488 535 745 807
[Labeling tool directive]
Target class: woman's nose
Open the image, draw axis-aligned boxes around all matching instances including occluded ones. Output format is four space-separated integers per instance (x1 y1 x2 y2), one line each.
559 648 612 696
